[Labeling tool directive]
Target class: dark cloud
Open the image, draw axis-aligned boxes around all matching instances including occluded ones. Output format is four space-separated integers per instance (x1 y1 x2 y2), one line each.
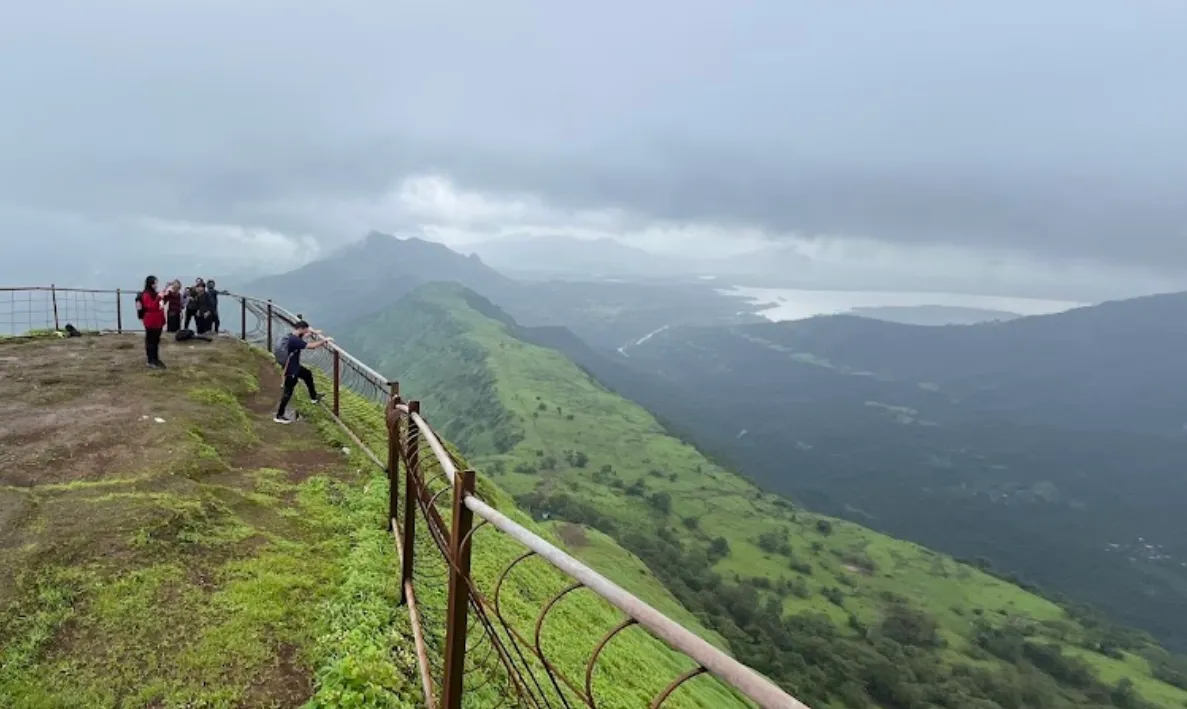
0 0 1185 287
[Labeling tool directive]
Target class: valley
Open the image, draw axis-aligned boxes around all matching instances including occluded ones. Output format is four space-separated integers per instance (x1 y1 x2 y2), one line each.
332 281 1187 708
604 296 1187 652
230 232 1187 707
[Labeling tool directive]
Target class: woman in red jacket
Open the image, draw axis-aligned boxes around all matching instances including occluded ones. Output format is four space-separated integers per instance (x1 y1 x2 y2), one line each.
139 275 167 369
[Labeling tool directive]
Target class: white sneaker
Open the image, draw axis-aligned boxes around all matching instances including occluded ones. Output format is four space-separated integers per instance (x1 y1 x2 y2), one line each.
273 416 292 425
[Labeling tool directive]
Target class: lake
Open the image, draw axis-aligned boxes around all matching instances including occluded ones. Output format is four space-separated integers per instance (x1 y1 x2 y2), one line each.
721 286 1086 322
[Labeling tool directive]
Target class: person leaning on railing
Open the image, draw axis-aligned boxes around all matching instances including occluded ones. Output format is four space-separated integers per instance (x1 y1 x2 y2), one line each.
273 319 333 424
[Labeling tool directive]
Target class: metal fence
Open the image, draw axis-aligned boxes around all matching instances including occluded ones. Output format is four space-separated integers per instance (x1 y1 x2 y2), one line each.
2 286 809 709
0 286 128 335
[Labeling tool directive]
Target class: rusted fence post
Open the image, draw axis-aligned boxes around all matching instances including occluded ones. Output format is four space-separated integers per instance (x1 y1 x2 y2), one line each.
240 297 247 341
50 284 60 331
265 300 273 347
442 468 477 709
400 400 420 606
116 289 123 333
332 350 341 416
387 390 402 527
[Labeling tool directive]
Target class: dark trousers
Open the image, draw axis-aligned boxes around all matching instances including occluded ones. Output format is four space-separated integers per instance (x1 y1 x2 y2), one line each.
211 313 220 333
145 327 162 363
195 313 210 334
166 312 181 333
184 310 195 330
276 366 318 418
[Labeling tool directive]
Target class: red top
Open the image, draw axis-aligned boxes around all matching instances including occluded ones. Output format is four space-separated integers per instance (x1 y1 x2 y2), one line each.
141 289 166 329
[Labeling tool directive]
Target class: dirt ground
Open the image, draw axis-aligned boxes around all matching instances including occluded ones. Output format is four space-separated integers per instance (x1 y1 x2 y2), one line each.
0 333 353 708
1 334 235 486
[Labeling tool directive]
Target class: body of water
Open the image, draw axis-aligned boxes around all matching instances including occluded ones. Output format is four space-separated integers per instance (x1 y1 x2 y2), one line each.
721 286 1087 322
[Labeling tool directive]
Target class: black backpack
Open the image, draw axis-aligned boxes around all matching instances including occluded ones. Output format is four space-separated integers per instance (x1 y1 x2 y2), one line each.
134 291 146 320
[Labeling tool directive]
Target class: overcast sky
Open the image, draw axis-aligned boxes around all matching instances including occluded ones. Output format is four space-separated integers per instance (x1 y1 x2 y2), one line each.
1 1 1185 298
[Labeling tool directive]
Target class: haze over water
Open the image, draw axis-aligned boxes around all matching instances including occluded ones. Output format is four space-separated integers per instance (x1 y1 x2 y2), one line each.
723 286 1087 322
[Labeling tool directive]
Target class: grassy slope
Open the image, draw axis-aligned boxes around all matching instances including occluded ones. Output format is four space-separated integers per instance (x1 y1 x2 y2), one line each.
540 521 729 651
0 337 420 708
344 283 1187 709
0 335 744 709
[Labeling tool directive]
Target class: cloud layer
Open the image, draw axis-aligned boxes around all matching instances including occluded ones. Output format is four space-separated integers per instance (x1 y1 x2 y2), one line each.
1 1 1184 296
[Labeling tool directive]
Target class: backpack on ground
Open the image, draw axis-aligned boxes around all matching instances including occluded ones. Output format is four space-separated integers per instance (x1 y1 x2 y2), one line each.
175 329 195 342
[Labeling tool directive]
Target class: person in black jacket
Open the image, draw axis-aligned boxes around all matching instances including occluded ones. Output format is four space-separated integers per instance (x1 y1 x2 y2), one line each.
206 279 221 334
183 279 203 331
192 282 215 334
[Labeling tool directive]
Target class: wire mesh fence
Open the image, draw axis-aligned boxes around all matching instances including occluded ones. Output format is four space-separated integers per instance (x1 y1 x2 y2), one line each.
0 286 129 336
2 286 806 709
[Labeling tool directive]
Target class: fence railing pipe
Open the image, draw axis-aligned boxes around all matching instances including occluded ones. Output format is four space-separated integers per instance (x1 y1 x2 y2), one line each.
230 292 392 389
409 412 458 485
462 496 807 709
116 289 123 333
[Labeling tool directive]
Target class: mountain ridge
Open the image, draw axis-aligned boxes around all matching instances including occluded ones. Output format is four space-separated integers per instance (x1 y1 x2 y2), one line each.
241 232 517 330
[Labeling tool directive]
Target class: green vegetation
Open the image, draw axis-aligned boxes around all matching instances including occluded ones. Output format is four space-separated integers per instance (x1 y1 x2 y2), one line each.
0 338 418 707
0 335 746 709
344 282 1187 709
606 297 1187 651
541 520 728 650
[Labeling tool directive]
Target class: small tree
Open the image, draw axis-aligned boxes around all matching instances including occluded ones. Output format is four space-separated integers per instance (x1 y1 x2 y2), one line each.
648 492 672 515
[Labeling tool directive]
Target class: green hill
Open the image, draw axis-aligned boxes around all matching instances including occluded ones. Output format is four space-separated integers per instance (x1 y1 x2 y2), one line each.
613 295 1187 651
341 282 1187 709
0 335 746 709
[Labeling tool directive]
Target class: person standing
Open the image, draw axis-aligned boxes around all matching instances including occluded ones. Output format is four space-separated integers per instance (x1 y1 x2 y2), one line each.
183 278 204 331
192 282 214 334
206 279 221 334
163 280 183 333
183 285 197 331
136 275 167 369
273 319 332 424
